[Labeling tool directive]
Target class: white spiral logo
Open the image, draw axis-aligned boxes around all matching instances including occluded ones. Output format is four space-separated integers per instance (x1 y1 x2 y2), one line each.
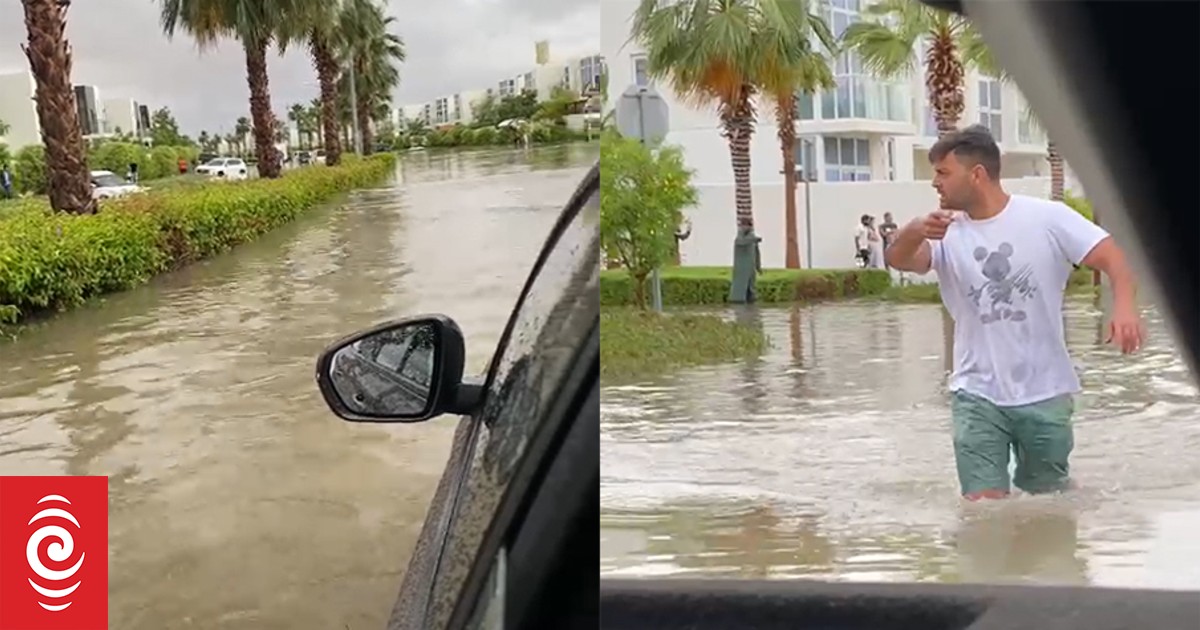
26 494 86 612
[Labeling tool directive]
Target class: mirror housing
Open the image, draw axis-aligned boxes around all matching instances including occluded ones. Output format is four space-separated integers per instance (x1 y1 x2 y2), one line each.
314 314 483 423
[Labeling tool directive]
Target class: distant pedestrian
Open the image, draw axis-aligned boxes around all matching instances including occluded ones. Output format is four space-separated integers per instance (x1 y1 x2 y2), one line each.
854 214 871 267
879 212 899 269
1 164 12 199
879 212 899 250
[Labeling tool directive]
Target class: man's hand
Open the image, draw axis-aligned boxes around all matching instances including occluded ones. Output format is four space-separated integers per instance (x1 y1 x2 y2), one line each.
1106 303 1145 353
919 210 957 240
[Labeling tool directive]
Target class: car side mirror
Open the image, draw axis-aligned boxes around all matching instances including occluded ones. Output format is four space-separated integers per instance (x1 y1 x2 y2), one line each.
314 314 483 423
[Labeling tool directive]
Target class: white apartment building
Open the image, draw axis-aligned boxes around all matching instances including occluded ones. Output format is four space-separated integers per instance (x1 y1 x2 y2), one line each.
397 42 606 130
603 0 1051 187
602 0 1080 270
0 70 40 149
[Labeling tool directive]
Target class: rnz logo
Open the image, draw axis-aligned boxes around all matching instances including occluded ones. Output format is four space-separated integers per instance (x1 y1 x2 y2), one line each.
26 494 88 612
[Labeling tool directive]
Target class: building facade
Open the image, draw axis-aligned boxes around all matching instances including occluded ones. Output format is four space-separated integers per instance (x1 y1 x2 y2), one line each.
603 0 1054 187
601 0 1078 270
0 70 40 149
396 41 606 130
73 85 102 137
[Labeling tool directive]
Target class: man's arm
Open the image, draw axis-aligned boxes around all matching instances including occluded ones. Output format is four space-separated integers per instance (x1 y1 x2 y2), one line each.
1080 237 1134 301
885 218 934 273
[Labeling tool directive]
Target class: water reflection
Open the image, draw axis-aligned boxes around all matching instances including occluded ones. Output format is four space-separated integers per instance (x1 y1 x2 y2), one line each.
601 298 1200 589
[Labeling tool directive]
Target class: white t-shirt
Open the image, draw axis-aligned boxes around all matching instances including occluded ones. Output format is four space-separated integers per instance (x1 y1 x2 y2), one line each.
930 194 1110 406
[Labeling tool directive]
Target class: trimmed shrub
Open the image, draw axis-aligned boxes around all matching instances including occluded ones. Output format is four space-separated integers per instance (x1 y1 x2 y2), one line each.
0 153 395 324
599 267 893 307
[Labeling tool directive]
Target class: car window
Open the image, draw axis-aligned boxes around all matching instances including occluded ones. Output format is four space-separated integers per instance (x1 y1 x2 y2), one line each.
422 184 599 628
92 173 124 187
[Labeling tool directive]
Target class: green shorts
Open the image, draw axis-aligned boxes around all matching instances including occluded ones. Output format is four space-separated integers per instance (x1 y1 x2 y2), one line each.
950 390 1075 496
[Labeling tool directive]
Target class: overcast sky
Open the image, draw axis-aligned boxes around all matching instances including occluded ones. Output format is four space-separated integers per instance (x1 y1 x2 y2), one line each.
0 0 599 136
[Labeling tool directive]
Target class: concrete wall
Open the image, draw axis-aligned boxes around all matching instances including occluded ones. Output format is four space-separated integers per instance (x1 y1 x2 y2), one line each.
680 177 1052 272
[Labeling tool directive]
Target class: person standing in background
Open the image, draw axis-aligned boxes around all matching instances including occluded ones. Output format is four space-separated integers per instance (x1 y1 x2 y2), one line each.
865 215 884 269
1 164 12 199
879 212 899 270
854 214 871 267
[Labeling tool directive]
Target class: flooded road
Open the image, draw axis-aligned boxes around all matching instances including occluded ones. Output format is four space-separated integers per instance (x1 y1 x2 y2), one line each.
0 143 597 628
601 298 1200 590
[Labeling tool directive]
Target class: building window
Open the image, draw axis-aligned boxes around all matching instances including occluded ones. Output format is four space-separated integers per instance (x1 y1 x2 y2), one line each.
978 78 1002 141
796 90 815 120
821 2 866 119
561 66 571 89
580 55 604 94
823 137 871 182
632 54 649 87
794 138 817 181
1017 95 1041 145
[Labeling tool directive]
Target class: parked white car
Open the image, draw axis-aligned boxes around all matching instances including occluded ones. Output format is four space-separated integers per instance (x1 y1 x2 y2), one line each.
195 157 249 180
90 170 145 200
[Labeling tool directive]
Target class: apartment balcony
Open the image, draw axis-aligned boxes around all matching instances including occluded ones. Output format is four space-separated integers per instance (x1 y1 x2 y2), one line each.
794 77 916 137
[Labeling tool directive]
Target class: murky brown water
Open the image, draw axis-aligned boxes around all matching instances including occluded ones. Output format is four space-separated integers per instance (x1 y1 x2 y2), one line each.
601 298 1200 590
0 143 597 628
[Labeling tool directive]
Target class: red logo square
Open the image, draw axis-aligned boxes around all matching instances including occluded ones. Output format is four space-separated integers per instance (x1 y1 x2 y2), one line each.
0 476 108 630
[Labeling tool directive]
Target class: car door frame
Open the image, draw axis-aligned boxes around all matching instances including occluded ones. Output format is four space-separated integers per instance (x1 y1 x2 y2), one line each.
398 164 600 628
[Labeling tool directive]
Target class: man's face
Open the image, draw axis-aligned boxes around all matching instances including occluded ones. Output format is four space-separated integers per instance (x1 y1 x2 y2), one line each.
883 213 893 223
931 153 982 209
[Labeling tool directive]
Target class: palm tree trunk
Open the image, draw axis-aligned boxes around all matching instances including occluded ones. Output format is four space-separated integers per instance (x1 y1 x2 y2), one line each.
244 37 281 178
20 0 95 214
310 31 342 166
721 87 757 231
356 95 374 156
777 93 801 269
1047 140 1064 201
926 29 966 139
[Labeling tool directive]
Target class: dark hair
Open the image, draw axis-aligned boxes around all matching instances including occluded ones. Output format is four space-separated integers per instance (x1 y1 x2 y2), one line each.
860 214 871 225
928 124 1002 179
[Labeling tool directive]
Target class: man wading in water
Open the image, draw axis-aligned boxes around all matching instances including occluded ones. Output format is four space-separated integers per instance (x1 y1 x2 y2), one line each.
885 125 1144 501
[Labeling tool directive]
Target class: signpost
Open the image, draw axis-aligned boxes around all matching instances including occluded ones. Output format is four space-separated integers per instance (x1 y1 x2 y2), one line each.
616 84 671 312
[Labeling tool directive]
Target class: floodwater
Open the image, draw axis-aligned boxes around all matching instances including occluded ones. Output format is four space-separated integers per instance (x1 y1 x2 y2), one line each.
0 143 597 628
601 298 1200 591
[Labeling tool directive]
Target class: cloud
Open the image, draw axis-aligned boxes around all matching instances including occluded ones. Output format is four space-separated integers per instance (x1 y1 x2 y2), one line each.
0 0 598 136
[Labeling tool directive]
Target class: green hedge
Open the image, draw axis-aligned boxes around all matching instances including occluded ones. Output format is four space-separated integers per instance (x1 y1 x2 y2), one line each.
599 266 1097 308
0 153 395 325
599 266 893 307
7 142 201 196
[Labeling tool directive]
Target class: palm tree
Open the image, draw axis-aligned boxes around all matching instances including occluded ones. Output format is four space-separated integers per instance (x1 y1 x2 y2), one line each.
287 102 306 148
19 0 95 214
290 2 344 165
234 116 251 156
842 0 982 138
632 0 762 236
307 98 324 147
958 35 1066 201
159 0 302 178
753 0 837 268
337 0 404 155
